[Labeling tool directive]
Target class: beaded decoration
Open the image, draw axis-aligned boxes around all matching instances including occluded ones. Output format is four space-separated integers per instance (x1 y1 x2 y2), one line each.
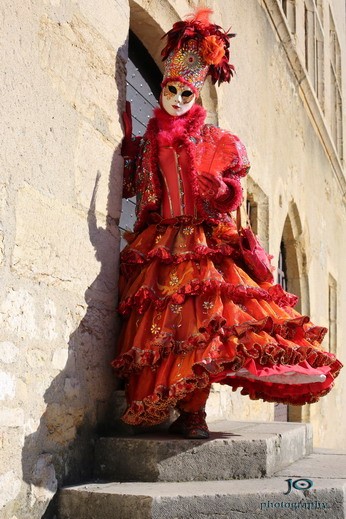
162 40 209 94
161 8 235 94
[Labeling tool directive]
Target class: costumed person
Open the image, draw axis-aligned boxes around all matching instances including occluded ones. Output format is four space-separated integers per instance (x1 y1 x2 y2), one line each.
112 8 342 439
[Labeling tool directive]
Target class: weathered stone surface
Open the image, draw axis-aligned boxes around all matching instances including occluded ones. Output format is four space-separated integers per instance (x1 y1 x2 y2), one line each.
94 421 312 482
0 183 7 266
58 476 346 519
26 349 47 369
74 121 122 218
0 471 21 510
276 451 346 479
52 349 69 371
0 408 24 428
0 289 37 338
0 0 124 516
43 404 84 445
30 454 58 507
38 12 124 140
0 342 19 364
0 372 16 401
0 231 4 266
64 378 81 400
43 299 59 341
206 384 274 422
11 186 99 291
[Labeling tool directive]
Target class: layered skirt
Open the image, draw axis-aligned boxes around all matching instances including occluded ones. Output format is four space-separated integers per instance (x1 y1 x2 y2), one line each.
112 216 342 425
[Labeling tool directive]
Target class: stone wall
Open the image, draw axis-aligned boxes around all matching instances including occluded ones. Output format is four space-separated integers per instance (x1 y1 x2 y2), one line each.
0 0 128 517
1 0 345 517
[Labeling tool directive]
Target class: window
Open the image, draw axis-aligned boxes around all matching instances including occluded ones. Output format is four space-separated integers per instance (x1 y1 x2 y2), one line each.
246 180 269 249
278 0 296 32
304 1 324 109
277 241 287 291
261 0 344 188
316 0 323 24
328 275 337 354
329 11 343 159
274 240 288 421
246 196 258 235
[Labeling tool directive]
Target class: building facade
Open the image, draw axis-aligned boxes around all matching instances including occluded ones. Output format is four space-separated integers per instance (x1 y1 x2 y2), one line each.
0 0 345 517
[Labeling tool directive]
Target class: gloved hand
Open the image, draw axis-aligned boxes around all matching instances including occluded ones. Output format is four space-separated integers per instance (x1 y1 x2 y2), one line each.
198 172 228 199
121 101 138 157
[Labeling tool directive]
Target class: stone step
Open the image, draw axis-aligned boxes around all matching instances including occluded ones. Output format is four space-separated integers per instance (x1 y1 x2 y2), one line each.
58 451 346 519
94 420 313 482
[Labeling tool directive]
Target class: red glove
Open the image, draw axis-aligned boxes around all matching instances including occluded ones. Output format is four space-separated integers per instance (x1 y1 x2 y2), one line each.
198 172 227 199
198 172 243 211
121 101 139 158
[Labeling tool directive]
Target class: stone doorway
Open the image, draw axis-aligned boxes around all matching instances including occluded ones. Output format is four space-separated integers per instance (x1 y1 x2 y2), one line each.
119 30 162 246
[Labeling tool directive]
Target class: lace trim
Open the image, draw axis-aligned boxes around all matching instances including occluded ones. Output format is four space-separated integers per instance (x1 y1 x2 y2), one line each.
112 315 332 378
118 278 297 316
120 243 235 267
122 372 210 426
121 363 340 426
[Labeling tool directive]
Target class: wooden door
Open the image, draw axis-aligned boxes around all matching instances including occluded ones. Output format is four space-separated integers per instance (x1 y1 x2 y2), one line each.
119 31 162 247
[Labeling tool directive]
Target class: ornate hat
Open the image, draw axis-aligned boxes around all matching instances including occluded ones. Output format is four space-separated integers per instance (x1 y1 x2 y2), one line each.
161 8 235 95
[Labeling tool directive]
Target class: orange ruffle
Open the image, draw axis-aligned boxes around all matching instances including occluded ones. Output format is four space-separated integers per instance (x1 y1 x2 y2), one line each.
113 217 342 426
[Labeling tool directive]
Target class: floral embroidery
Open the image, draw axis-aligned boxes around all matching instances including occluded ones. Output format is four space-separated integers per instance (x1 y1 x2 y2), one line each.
170 304 183 314
169 271 180 287
151 323 161 335
147 194 158 203
155 234 162 244
182 226 194 235
202 301 214 312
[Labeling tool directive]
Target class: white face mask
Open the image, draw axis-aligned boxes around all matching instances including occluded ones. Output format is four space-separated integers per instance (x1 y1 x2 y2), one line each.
161 81 196 116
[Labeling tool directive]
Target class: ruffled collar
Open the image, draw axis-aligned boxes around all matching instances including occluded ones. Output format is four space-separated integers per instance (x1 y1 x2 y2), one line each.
153 104 206 147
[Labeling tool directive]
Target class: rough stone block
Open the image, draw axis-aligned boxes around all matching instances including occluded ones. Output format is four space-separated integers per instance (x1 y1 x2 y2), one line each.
43 298 59 341
43 404 84 445
94 421 312 482
58 477 346 519
0 371 16 401
0 231 4 266
52 348 69 371
74 121 122 218
38 13 123 138
0 342 19 364
0 288 37 338
11 186 100 291
0 408 24 427
0 471 21 510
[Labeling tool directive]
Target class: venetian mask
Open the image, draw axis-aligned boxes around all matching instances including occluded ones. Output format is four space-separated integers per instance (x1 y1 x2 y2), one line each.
161 81 196 116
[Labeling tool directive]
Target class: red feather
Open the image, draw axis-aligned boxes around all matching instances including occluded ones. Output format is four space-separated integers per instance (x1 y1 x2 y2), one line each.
197 133 238 174
161 8 236 85
185 8 213 25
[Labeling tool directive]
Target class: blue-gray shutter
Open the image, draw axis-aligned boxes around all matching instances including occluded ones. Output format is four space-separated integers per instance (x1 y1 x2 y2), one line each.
119 31 162 248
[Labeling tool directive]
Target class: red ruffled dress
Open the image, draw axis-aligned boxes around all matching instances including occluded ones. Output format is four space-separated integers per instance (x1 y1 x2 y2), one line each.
112 105 342 426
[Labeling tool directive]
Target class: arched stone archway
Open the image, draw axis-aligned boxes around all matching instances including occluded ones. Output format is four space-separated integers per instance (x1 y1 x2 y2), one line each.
282 201 310 315
246 176 270 249
279 202 311 423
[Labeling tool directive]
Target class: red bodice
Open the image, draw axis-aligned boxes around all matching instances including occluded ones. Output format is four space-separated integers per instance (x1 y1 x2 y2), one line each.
158 145 196 218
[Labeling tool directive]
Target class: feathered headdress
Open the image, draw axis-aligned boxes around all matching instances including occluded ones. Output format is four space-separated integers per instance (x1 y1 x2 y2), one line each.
161 8 235 93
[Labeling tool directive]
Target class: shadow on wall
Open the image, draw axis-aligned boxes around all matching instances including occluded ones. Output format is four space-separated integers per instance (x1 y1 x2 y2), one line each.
20 49 127 519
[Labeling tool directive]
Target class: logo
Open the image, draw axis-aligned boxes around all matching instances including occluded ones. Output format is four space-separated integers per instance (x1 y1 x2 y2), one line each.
284 478 314 495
